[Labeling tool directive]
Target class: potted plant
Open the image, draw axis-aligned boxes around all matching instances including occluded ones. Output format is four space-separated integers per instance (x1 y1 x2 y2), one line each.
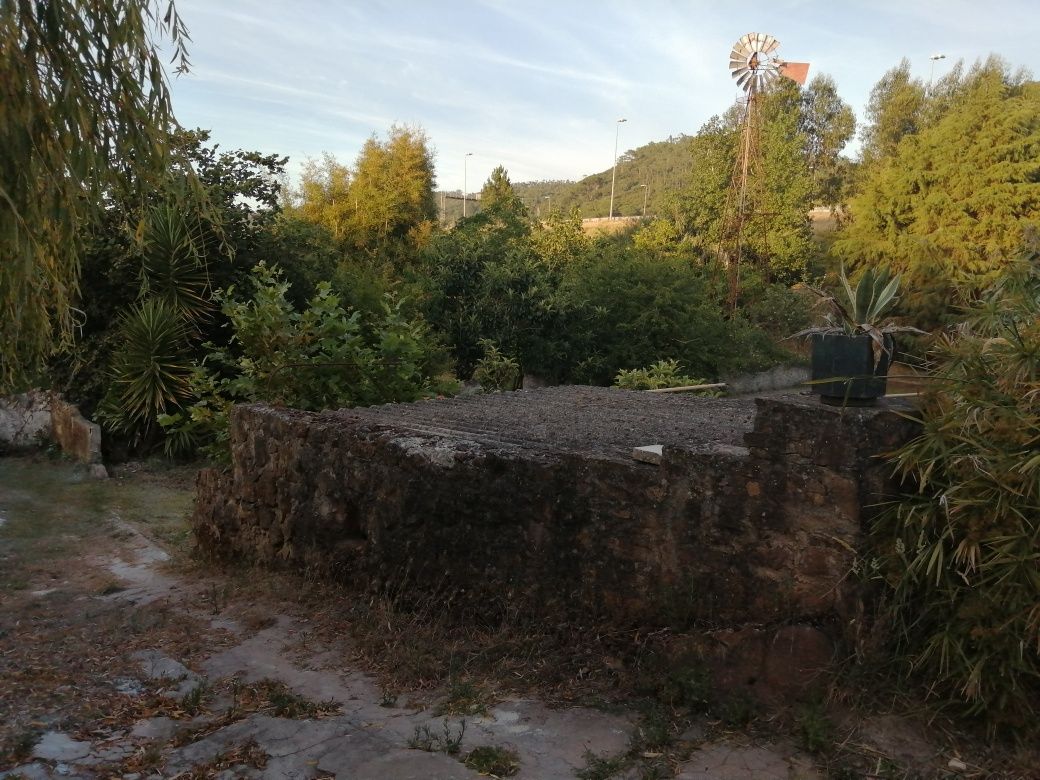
794 265 924 405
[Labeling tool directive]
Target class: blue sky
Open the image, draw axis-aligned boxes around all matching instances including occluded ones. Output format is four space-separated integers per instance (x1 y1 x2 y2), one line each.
168 0 1039 191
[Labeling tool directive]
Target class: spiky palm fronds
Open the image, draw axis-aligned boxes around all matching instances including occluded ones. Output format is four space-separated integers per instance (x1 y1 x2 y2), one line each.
109 298 193 432
138 203 213 327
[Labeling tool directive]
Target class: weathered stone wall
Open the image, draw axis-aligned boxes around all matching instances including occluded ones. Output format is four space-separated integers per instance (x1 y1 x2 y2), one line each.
192 393 917 636
0 391 102 464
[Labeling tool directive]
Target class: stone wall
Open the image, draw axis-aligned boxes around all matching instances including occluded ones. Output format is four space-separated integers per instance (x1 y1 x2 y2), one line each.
192 392 917 636
0 391 103 464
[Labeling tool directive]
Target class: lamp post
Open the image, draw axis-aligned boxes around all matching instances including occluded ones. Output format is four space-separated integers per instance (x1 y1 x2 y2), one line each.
608 118 626 220
463 152 473 217
928 53 946 95
639 183 649 218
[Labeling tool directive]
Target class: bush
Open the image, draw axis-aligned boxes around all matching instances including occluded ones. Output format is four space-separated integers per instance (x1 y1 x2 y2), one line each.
472 340 521 392
161 263 451 457
99 298 193 448
613 359 708 391
873 253 1040 730
554 248 785 384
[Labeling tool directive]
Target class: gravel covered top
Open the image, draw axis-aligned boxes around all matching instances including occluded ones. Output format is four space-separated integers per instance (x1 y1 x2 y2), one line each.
334 386 757 460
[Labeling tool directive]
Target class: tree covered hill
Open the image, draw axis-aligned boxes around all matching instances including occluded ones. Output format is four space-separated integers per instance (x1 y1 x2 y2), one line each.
435 134 695 223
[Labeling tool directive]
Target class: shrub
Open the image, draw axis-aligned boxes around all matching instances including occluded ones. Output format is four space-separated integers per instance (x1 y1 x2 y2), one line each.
472 340 521 391
613 359 708 391
161 263 449 456
99 298 193 447
873 252 1040 730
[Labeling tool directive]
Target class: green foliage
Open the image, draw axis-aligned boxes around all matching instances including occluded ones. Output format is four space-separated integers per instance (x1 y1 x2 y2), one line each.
163 263 442 455
555 248 784 384
838 59 1040 328
473 341 521 392
801 75 857 209
873 254 1040 729
797 701 835 754
291 125 437 258
673 80 818 283
613 359 707 391
1 0 192 390
138 202 214 327
544 135 695 219
858 58 927 167
101 298 193 444
463 745 520 776
479 166 527 220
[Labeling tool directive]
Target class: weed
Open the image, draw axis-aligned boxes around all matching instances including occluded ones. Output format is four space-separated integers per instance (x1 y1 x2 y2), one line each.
379 687 398 708
576 749 628 780
463 745 521 776
180 681 210 715
630 702 673 752
797 701 834 755
715 692 755 727
436 678 491 716
250 679 339 718
204 582 230 614
6 727 40 763
655 659 712 712
408 719 466 756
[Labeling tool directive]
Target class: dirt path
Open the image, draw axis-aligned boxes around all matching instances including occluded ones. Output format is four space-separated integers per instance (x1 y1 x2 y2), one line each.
0 457 1021 779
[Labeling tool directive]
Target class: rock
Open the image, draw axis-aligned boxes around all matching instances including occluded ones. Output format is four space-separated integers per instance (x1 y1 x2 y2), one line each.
631 444 664 465
32 731 92 762
130 717 179 742
89 463 109 479
132 649 195 682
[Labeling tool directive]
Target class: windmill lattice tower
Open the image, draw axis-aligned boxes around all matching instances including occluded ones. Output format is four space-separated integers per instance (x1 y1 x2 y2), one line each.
719 33 809 308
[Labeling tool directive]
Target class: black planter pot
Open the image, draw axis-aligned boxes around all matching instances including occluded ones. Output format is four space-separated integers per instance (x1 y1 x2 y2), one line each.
810 332 895 405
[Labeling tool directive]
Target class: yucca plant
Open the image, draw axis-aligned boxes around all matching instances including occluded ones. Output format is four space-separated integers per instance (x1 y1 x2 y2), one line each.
138 202 213 327
103 298 193 442
873 252 1040 730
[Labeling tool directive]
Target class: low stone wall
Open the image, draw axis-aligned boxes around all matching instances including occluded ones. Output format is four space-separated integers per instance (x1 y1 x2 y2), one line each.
193 390 916 634
0 391 103 464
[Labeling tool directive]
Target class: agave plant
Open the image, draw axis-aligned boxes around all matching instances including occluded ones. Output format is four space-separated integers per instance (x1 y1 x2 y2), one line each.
795 265 925 365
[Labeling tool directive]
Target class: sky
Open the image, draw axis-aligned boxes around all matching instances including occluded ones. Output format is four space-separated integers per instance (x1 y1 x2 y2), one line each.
167 0 1040 191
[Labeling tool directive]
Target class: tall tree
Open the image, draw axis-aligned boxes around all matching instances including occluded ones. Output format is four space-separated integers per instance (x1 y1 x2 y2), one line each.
348 125 437 253
800 75 856 208
1 0 191 390
479 165 527 219
836 63 1040 328
858 59 926 168
674 79 815 284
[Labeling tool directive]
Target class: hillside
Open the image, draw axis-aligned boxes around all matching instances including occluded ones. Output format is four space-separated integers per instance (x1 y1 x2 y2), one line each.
548 135 694 219
435 134 695 224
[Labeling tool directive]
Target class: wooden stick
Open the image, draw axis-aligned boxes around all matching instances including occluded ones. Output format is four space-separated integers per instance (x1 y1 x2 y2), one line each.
646 383 727 394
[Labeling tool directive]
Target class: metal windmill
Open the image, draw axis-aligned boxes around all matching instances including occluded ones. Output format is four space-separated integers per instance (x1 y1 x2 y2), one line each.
719 33 809 308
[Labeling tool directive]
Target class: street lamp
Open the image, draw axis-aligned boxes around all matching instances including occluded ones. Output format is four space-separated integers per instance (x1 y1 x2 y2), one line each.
928 54 946 95
463 152 473 218
639 183 649 218
608 118 626 220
